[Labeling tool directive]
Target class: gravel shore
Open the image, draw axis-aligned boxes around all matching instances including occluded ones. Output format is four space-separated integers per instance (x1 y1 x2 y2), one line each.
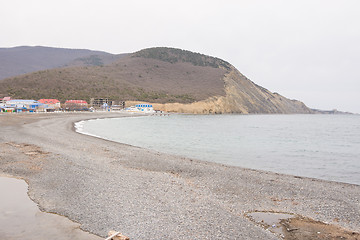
1 112 359 239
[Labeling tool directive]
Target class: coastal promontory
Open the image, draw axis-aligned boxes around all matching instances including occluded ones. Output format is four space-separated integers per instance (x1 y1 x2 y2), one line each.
0 47 312 114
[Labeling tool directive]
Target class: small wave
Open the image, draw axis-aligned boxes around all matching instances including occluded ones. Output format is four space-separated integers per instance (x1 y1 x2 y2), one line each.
74 120 85 133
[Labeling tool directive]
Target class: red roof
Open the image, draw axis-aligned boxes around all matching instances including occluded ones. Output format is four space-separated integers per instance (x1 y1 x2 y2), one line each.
2 97 11 101
65 100 88 104
38 99 60 104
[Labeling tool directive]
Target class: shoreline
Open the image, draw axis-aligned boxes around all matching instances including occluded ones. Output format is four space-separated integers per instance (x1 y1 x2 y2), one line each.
1 112 360 239
75 114 360 187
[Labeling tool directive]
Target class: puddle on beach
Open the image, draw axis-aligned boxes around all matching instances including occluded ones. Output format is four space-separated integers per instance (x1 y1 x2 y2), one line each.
0 176 102 240
246 211 360 240
246 211 295 236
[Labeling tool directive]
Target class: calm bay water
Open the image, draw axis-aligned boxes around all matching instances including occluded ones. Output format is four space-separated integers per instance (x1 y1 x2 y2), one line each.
78 114 360 185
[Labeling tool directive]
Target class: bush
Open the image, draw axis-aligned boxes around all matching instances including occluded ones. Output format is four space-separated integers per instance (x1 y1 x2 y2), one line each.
132 47 231 70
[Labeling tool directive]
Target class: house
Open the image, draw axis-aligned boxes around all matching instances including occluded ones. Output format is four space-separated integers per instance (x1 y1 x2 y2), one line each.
0 97 11 105
125 104 155 113
0 98 4 109
64 100 88 111
6 99 43 112
38 99 61 110
1 97 11 102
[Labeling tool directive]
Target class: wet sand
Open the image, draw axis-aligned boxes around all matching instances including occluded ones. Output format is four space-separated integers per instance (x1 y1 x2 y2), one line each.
0 176 102 240
0 112 359 239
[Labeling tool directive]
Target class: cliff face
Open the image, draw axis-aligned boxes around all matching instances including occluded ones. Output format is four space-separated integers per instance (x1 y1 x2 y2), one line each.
221 67 312 114
127 66 312 114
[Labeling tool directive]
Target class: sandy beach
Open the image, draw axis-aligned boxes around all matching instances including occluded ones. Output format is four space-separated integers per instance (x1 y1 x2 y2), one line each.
1 112 359 240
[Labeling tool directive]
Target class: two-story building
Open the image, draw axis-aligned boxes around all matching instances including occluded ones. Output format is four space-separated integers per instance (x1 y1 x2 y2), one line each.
38 99 61 111
64 100 88 111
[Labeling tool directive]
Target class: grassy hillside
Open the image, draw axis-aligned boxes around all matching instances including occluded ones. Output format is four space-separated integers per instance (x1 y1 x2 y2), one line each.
0 48 227 103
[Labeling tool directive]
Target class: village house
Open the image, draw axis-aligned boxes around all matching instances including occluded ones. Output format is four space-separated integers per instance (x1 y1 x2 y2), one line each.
38 99 61 111
5 99 43 112
0 98 4 111
0 97 11 110
0 97 11 104
1 97 11 112
64 100 88 111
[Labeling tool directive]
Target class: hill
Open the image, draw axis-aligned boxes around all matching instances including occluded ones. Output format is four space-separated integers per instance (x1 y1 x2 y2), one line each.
0 46 126 80
0 47 312 114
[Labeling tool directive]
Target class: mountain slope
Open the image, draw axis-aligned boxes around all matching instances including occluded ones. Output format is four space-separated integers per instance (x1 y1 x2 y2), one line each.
0 47 312 114
129 63 310 114
0 46 126 80
0 48 227 104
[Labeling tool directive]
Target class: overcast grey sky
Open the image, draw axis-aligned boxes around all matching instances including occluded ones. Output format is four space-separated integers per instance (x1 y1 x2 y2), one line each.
1 0 359 113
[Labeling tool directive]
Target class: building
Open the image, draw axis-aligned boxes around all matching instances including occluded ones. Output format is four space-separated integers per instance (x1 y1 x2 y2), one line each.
125 104 155 113
64 100 88 111
0 98 5 109
111 104 125 111
6 99 43 112
38 99 61 110
90 98 125 110
90 98 113 108
0 97 11 105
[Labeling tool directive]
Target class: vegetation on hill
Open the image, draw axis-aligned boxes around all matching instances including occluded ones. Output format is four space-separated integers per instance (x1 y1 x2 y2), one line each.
0 51 227 103
132 47 231 70
0 46 312 114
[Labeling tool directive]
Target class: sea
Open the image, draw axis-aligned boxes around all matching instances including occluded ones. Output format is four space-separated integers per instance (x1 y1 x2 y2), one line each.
76 114 360 185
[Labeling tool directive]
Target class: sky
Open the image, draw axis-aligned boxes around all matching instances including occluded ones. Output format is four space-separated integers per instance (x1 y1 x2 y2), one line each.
1 0 359 113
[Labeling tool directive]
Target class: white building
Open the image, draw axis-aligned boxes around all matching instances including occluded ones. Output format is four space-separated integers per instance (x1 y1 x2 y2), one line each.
125 104 155 113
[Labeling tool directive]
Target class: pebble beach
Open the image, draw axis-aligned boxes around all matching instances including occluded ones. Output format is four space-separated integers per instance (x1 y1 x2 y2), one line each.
1 112 359 239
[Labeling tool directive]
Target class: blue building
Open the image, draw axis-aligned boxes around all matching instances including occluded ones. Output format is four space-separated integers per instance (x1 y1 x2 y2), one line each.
6 99 44 112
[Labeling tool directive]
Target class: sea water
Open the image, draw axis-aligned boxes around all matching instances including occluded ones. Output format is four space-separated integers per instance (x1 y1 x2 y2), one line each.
77 114 360 185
